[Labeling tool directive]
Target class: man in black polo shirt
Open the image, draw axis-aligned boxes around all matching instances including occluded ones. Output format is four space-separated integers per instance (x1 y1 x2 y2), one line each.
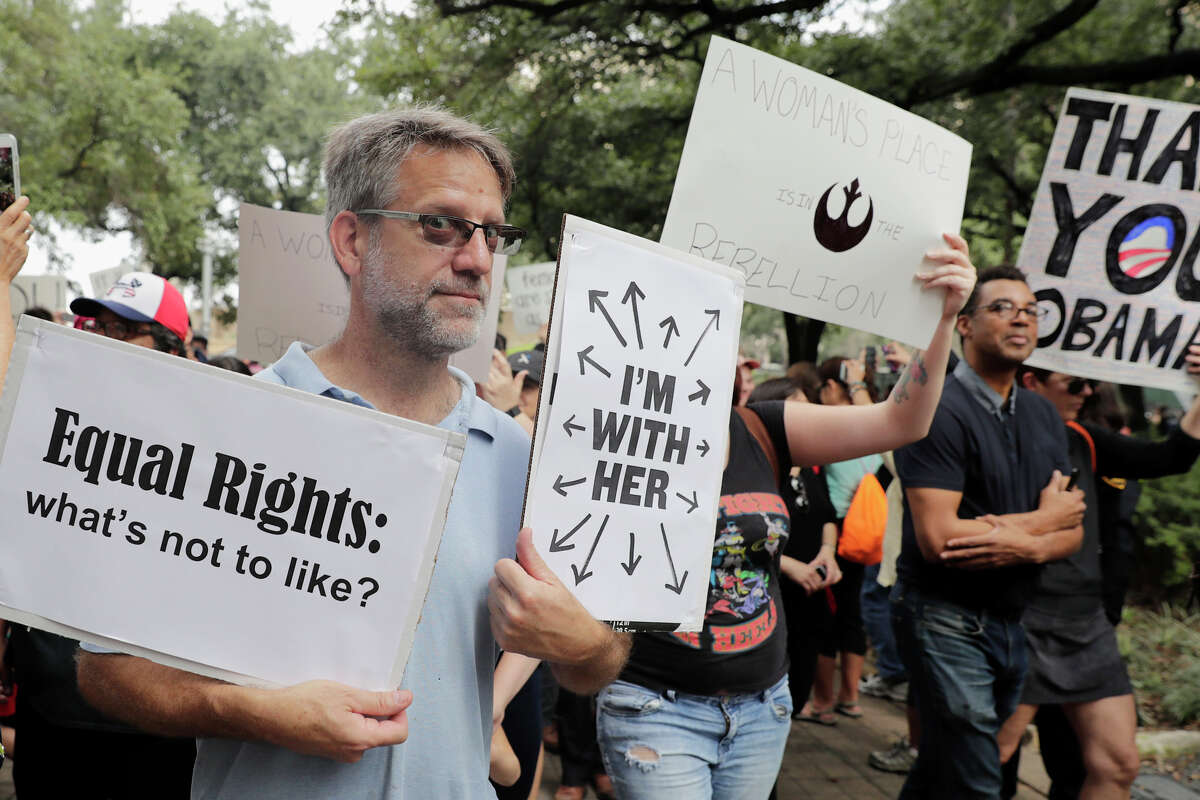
891 265 1085 799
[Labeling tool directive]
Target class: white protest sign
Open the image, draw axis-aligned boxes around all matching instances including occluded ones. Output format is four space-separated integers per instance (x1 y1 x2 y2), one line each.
89 265 135 300
661 36 971 346
0 319 463 689
236 203 504 380
11 275 68 320
524 216 744 631
1019 88 1200 392
505 261 556 336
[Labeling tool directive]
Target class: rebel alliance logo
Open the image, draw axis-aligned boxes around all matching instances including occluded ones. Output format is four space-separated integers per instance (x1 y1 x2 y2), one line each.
813 178 874 253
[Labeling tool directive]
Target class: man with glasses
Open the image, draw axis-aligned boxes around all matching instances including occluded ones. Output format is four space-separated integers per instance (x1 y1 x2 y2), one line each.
891 265 1086 798
77 107 628 800
993 359 1200 800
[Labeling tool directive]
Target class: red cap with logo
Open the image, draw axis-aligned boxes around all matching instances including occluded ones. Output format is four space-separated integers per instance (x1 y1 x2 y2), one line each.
70 273 190 341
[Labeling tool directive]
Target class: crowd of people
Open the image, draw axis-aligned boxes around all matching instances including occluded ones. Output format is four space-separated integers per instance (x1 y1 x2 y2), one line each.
0 102 1194 800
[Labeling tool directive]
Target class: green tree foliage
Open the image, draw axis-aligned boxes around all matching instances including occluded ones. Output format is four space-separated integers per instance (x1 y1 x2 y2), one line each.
347 0 1200 359
1134 458 1200 598
0 0 207 277
0 0 368 282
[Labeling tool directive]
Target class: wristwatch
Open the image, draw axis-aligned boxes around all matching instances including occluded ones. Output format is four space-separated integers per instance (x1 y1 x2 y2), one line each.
506 406 521 418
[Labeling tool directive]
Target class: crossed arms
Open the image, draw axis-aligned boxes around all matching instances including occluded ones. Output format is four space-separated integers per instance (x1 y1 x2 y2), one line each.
906 470 1085 569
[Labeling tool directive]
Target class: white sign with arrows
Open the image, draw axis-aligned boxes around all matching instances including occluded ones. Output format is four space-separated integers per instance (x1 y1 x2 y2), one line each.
523 216 745 632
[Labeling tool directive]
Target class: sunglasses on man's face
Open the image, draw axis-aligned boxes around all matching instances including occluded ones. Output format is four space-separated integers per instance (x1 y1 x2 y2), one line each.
354 209 526 255
1066 378 1098 396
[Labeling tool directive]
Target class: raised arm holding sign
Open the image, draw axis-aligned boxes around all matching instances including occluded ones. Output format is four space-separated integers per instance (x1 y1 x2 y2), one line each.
579 230 975 799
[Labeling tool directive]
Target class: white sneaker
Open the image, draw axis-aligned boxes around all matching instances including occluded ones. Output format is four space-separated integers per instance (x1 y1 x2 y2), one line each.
859 674 907 701
868 737 917 774
858 674 891 697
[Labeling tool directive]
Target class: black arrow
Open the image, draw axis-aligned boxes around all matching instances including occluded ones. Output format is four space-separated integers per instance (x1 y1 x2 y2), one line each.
577 345 611 378
622 282 645 350
621 532 642 575
572 514 609 585
588 290 628 347
659 316 679 348
688 379 711 405
550 513 593 553
684 309 721 367
554 474 586 497
562 414 585 438
676 490 699 514
661 523 689 595
697 439 710 457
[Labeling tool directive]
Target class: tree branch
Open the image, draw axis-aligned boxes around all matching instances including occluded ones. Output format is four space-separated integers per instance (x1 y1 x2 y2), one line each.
982 153 1029 201
1169 0 1187 53
435 0 825 32
58 110 105 180
905 0 1100 105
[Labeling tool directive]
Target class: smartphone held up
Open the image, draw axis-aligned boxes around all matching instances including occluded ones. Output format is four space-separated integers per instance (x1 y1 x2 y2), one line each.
0 134 19 213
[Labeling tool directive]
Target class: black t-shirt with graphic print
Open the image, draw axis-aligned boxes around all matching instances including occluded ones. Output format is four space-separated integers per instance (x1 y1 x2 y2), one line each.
619 402 792 696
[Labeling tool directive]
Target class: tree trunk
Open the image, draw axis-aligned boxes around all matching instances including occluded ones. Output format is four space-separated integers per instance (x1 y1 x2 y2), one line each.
1118 384 1147 433
783 313 825 366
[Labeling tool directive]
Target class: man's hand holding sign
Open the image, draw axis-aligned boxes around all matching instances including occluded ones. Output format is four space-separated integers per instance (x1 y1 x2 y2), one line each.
490 528 629 691
80 660 414 763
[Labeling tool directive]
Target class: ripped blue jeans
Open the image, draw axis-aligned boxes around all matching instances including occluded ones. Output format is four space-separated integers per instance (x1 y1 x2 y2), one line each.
595 676 791 800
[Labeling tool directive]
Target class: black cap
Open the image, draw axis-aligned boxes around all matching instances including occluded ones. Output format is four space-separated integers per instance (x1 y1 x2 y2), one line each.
507 349 544 385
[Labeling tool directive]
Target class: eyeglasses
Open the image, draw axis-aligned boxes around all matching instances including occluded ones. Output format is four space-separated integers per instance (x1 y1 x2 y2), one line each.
355 209 526 255
82 317 153 342
965 300 1049 321
1066 378 1098 396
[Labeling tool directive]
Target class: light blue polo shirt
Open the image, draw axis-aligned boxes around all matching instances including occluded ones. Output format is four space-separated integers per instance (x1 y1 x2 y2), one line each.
189 342 531 799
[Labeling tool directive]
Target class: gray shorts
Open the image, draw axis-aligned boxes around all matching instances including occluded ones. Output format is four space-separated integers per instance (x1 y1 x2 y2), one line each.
1020 605 1132 706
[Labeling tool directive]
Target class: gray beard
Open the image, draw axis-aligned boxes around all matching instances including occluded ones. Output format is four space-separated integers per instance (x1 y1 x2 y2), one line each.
360 242 487 361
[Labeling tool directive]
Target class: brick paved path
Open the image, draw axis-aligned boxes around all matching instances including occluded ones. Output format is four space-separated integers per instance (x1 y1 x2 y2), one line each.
536 693 1048 799
0 694 1050 800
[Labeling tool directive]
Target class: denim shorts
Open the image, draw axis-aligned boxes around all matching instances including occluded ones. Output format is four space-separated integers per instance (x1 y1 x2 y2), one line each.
595 675 792 800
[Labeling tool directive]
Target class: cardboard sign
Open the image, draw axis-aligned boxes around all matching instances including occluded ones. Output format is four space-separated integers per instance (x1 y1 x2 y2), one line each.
11 275 68 320
661 37 971 346
236 203 504 380
1019 88 1200 392
505 261 556 336
0 319 463 689
524 216 744 631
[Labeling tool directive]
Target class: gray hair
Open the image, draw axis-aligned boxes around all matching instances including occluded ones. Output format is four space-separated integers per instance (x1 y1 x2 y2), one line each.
322 106 516 274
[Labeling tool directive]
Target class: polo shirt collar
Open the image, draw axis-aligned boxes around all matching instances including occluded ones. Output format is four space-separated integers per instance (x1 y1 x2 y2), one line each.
953 357 1016 420
269 341 495 438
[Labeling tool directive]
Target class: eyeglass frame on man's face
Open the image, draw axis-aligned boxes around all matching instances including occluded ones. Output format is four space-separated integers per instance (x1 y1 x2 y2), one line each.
962 299 1049 321
354 209 526 256
81 316 154 342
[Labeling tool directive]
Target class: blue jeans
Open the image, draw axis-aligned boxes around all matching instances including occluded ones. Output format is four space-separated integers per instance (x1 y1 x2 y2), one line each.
861 562 906 682
595 676 792 800
891 583 1027 800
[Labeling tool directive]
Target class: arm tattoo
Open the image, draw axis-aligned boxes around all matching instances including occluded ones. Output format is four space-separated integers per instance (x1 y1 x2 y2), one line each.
892 351 926 405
